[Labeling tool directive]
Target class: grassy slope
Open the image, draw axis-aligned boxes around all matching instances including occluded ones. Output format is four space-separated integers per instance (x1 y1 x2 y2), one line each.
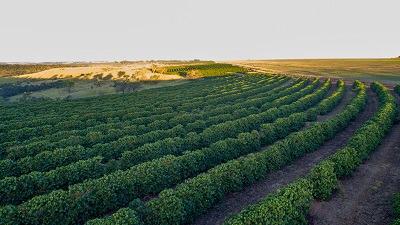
233 58 400 84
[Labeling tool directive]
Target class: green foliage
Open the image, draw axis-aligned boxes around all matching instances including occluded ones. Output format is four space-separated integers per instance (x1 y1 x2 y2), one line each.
224 179 313 225
5 75 392 225
223 81 397 225
218 81 367 225
327 147 361 177
0 157 105 205
394 193 400 217
308 161 337 200
394 85 400 95
2 78 338 225
0 205 19 225
165 63 248 77
85 208 142 225
143 80 360 225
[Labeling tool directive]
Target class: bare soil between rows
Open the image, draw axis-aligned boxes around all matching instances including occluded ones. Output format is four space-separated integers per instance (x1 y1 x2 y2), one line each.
192 87 378 225
309 93 400 225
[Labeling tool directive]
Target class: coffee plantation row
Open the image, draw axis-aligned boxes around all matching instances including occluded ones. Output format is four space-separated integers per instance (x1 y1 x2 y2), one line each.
0 73 397 225
223 82 398 225
0 78 331 207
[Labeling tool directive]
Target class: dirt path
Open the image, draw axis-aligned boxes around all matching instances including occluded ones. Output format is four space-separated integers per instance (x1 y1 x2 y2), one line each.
309 93 400 225
192 88 378 225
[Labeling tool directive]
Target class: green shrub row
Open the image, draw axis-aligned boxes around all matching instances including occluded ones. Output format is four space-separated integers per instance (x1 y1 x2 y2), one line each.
0 79 314 179
0 79 321 206
0 157 105 205
3 76 284 148
86 208 142 225
223 81 397 225
394 84 400 96
119 79 324 167
3 77 290 161
82 80 348 225
0 75 242 125
393 86 400 225
0 75 278 144
0 80 335 225
225 178 314 225
0 75 238 135
142 81 364 225
1 75 272 143
393 193 400 225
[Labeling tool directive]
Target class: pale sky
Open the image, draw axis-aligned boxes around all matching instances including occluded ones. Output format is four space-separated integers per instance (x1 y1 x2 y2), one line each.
1 0 399 62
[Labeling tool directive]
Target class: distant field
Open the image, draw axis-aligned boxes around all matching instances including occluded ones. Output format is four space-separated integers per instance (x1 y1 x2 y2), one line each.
232 58 400 84
0 62 237 102
15 62 246 81
0 63 89 77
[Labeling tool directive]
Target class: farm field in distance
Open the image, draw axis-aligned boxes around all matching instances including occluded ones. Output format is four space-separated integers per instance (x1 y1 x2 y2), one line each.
0 60 400 225
0 62 245 102
231 58 400 84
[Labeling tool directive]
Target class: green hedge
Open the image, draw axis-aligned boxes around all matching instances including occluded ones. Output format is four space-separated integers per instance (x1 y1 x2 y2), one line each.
0 79 310 179
224 81 397 225
0 75 264 144
0 78 298 179
225 179 313 225
0 157 105 205
87 80 347 225
3 76 289 161
394 85 400 96
0 79 337 225
85 208 142 225
144 81 364 225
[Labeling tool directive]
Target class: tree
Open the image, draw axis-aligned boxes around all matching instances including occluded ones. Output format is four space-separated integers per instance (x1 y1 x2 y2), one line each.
117 71 126 78
103 74 113 80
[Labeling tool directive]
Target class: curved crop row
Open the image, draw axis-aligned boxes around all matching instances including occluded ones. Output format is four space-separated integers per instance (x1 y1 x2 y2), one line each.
2 77 291 160
81 80 350 225
0 75 240 122
0 75 261 138
0 79 336 224
0 79 315 179
395 84 400 96
223 82 397 225
1 76 284 149
0 80 327 206
0 76 235 128
136 81 365 225
0 79 314 202
0 75 274 143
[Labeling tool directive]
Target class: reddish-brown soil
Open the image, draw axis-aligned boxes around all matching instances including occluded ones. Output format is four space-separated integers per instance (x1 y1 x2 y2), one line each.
192 87 378 225
308 93 400 225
